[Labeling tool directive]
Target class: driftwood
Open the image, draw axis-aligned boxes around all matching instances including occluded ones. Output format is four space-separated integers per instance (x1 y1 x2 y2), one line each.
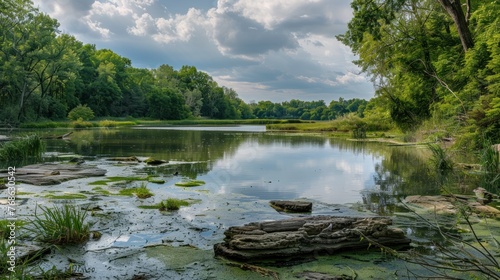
11 163 106 185
41 131 73 140
214 216 411 262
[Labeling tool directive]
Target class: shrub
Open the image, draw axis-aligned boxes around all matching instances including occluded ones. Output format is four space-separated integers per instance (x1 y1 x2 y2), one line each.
28 204 90 244
68 105 94 121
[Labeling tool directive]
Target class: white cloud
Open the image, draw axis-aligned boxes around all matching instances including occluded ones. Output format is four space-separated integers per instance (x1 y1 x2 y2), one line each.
153 8 205 43
32 0 375 102
90 0 134 16
86 19 112 39
128 13 154 36
336 71 367 84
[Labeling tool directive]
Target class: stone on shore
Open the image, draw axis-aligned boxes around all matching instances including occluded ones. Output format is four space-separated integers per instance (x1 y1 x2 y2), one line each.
214 216 411 262
9 163 106 185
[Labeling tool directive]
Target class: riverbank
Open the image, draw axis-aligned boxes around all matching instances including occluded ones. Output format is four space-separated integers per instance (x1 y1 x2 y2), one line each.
13 118 312 129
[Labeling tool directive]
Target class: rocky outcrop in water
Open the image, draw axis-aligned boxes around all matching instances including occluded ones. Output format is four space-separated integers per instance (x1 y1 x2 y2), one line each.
404 195 500 217
11 163 106 185
214 216 411 262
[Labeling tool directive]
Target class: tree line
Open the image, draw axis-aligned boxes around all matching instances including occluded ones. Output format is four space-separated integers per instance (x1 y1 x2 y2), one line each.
0 0 369 125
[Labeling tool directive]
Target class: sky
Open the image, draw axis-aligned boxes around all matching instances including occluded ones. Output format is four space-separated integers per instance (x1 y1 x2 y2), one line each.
32 0 375 103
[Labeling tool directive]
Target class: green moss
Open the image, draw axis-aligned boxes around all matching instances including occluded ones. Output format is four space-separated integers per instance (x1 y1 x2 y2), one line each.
175 180 205 187
91 187 111 195
107 176 146 182
138 205 162 209
148 177 165 184
16 192 34 195
89 180 109 186
44 193 87 199
89 176 147 186
118 185 153 198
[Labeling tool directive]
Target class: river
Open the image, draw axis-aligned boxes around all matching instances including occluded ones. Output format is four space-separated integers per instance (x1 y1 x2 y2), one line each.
3 125 494 279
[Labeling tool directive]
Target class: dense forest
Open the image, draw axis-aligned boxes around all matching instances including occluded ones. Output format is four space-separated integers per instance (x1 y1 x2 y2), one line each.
0 0 367 125
1 0 499 148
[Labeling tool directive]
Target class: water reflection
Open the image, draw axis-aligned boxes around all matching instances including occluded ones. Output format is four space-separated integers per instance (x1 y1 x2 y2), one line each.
41 127 448 209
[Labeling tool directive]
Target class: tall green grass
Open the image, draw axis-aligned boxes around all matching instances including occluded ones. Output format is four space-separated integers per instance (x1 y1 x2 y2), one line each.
0 134 45 166
28 205 90 244
480 141 500 193
427 144 454 175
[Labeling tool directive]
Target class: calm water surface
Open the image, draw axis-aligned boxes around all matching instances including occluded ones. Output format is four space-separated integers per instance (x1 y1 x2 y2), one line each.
43 125 440 210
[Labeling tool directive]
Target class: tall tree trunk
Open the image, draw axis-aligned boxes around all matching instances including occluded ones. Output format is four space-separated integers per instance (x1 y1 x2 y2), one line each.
437 0 474 52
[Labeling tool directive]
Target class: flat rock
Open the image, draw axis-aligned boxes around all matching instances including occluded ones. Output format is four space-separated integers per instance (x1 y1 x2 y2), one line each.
270 200 312 213
8 163 106 185
295 271 352 280
106 156 140 162
404 195 500 216
214 216 411 262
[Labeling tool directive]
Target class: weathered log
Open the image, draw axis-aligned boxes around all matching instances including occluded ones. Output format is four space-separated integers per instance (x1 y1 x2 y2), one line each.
270 200 312 213
10 163 106 185
214 216 411 262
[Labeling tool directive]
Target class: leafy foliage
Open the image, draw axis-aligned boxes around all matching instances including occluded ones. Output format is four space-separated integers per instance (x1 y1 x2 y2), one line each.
338 0 500 145
67 105 95 121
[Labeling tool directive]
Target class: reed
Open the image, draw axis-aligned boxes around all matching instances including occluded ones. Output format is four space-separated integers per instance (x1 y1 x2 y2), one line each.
0 134 45 166
427 144 454 175
28 204 90 244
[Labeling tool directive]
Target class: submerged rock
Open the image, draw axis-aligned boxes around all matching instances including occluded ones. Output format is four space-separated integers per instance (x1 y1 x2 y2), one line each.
214 216 411 262
12 163 106 185
144 157 168 165
270 200 312 213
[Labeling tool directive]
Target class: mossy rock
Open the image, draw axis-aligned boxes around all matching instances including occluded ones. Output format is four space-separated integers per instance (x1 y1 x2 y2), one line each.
144 157 168 165
175 180 205 187
148 177 165 184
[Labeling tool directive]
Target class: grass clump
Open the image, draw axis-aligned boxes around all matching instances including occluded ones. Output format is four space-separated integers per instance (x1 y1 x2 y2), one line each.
28 204 90 244
0 134 45 166
119 184 154 198
159 198 190 211
175 180 205 187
